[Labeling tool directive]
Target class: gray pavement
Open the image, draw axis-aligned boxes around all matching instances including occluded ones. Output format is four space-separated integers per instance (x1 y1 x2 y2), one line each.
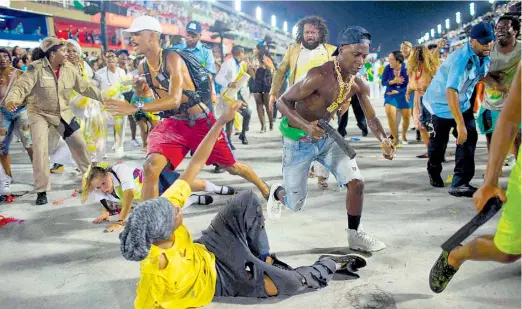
0 98 520 309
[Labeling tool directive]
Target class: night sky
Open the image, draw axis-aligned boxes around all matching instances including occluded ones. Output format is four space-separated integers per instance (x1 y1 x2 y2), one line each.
223 1 500 57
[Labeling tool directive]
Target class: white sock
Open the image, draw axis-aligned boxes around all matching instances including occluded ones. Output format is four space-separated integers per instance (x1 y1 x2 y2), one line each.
205 180 226 194
184 194 201 209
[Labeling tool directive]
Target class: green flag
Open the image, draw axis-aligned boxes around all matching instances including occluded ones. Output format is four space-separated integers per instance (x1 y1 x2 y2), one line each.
74 0 84 10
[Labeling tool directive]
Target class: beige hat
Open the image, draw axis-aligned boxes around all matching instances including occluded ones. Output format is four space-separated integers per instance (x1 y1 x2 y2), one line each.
40 37 65 53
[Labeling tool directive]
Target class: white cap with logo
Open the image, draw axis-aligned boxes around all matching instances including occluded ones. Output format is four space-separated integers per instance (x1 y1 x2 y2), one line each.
123 16 162 35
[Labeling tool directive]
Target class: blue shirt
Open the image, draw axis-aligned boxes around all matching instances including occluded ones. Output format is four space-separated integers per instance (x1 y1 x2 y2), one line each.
381 63 409 100
172 41 216 75
424 42 490 119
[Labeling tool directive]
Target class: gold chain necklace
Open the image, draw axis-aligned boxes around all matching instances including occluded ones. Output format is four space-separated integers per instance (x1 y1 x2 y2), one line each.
146 51 163 72
327 57 356 113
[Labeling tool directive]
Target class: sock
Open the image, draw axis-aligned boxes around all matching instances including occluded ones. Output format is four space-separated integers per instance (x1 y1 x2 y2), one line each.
347 214 361 231
205 180 224 194
184 194 201 209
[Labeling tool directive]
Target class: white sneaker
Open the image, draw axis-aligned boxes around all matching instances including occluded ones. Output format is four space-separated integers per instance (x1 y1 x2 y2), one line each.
115 147 125 158
0 175 11 194
266 183 284 220
131 139 141 147
348 229 386 252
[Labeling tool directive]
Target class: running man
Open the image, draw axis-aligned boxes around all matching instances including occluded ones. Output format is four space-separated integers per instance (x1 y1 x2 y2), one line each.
429 64 521 293
267 26 396 252
105 16 270 200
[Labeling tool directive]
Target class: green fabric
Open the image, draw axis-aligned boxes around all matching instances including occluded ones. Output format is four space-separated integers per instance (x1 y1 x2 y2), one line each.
279 117 308 141
364 62 374 82
494 147 521 255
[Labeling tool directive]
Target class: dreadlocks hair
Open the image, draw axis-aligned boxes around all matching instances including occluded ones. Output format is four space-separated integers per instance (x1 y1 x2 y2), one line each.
295 16 328 45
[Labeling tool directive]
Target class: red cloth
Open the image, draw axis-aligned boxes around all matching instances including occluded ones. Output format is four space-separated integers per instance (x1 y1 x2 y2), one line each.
147 114 236 168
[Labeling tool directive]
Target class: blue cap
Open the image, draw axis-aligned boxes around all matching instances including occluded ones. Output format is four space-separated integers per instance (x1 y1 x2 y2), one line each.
332 26 371 56
470 22 495 44
186 21 202 34
117 49 129 57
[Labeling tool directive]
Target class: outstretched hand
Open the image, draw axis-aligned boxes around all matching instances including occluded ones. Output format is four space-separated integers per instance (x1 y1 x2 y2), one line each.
219 100 242 123
381 138 396 160
104 99 137 116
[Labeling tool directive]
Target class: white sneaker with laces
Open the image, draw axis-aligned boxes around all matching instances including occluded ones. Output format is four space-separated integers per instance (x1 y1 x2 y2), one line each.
266 183 284 220
131 139 141 147
348 229 386 252
0 175 11 194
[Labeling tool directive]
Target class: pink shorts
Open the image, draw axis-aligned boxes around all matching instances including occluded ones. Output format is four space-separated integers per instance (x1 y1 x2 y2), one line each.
147 114 236 169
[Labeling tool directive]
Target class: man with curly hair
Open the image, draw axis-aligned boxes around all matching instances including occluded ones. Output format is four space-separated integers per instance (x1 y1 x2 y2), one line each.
269 16 334 105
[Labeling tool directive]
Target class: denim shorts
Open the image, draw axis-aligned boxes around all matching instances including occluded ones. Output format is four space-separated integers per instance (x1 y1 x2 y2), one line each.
0 106 31 154
419 97 432 130
282 135 363 211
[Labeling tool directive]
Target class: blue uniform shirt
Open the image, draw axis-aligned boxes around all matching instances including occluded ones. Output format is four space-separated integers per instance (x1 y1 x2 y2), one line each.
423 42 490 119
172 40 216 75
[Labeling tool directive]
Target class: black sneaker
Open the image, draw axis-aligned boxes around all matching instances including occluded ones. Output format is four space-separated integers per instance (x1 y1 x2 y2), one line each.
270 253 293 271
449 184 477 198
217 186 236 195
50 163 64 174
212 164 225 174
429 250 459 293
36 192 48 205
361 129 368 137
429 173 444 188
319 254 367 277
416 130 421 141
239 134 248 145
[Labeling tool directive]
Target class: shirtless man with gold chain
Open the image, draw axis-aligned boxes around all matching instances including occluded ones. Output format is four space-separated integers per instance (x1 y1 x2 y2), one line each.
267 26 396 252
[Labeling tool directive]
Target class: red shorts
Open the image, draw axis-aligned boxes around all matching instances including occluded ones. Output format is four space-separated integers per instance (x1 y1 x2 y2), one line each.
147 114 236 168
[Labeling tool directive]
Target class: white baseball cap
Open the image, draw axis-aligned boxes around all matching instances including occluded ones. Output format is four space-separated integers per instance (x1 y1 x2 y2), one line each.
123 16 162 35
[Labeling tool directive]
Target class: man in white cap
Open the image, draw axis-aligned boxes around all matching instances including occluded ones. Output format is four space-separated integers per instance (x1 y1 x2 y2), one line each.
105 16 270 201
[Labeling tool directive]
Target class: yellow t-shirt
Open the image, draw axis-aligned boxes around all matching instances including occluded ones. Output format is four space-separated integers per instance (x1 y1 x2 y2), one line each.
134 180 217 309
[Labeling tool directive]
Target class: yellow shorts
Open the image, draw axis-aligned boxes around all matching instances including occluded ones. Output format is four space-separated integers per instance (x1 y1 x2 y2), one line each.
494 150 521 255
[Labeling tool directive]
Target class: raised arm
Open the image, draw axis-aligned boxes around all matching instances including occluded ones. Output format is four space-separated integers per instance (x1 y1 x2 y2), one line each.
179 100 241 185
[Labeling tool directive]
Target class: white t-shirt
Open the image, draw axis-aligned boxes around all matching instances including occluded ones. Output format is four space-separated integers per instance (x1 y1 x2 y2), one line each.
94 66 127 93
89 164 143 203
